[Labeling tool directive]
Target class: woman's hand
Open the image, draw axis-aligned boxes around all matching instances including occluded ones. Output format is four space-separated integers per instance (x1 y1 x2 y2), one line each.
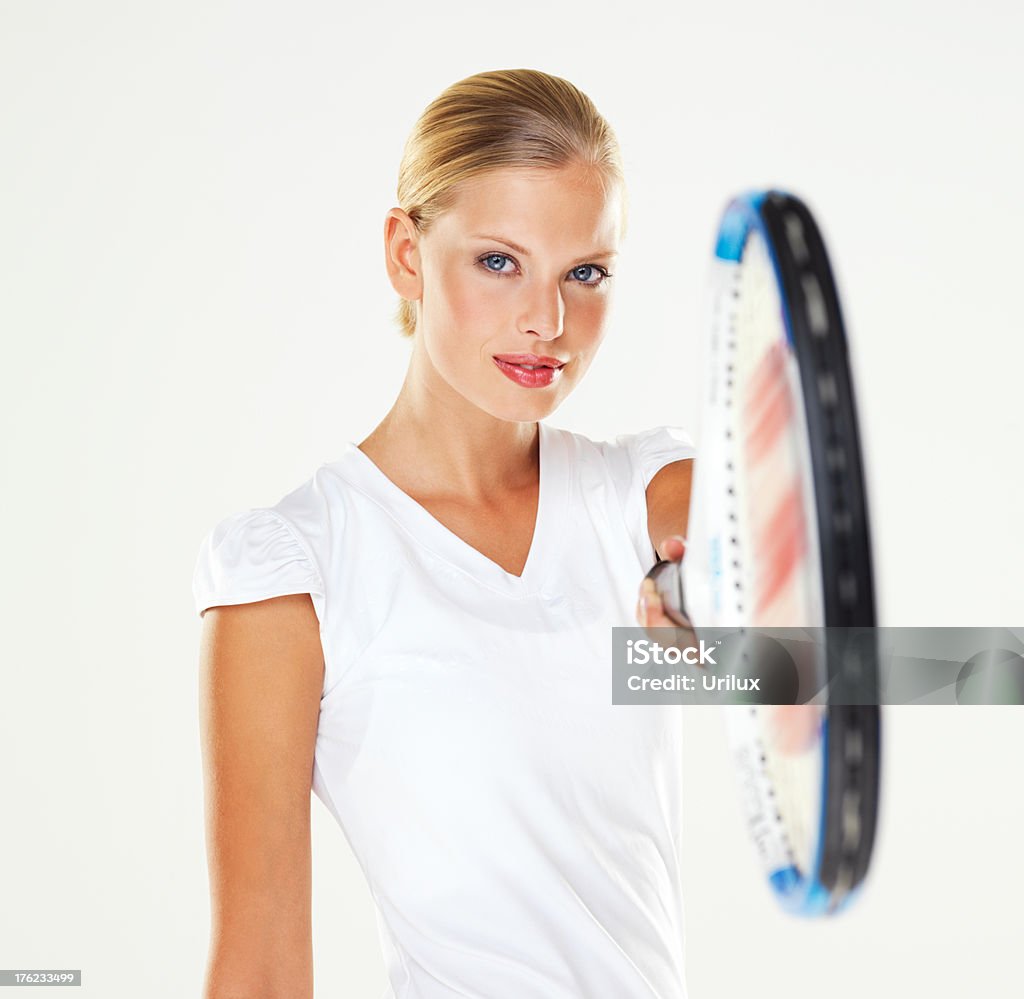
635 535 701 654
636 535 686 629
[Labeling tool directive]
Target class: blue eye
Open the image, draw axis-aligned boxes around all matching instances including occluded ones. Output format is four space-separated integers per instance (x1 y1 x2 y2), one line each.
571 264 611 286
476 253 613 288
481 253 515 274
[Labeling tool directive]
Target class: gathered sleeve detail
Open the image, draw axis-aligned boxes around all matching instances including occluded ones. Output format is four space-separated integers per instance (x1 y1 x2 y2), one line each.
192 508 326 626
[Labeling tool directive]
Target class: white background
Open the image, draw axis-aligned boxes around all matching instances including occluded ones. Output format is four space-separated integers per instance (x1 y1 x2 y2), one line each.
2 1 1022 996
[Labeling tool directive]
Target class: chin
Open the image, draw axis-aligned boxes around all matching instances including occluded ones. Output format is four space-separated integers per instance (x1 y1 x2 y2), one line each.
487 395 561 424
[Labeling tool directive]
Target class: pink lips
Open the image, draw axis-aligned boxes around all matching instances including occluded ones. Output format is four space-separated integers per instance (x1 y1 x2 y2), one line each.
492 356 565 388
492 353 567 368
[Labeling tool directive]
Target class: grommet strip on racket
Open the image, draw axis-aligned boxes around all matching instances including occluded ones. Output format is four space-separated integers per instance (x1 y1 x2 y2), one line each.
647 190 881 917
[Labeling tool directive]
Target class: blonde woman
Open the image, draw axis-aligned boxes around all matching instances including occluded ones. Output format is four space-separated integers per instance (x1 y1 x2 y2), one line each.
193 68 695 999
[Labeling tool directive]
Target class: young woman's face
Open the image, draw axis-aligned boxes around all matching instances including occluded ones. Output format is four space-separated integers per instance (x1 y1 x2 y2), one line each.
412 162 622 422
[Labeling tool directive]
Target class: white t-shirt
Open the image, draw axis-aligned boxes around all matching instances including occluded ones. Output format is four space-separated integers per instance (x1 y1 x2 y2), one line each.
192 421 696 999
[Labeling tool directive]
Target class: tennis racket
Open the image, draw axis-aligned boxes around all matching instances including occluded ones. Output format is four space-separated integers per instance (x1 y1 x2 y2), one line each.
647 190 880 917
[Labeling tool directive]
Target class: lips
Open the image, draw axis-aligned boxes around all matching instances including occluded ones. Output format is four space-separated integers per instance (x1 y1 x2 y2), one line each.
492 353 567 369
492 352 568 388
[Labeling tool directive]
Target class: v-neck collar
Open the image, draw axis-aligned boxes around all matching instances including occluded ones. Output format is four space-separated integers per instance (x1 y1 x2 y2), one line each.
332 421 571 598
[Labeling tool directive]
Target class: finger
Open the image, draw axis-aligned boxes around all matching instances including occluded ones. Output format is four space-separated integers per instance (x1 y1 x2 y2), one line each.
642 591 693 643
658 535 687 562
636 577 657 626
638 580 659 630
639 585 704 659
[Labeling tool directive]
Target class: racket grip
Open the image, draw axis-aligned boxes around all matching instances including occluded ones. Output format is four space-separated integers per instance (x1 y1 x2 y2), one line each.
644 558 692 628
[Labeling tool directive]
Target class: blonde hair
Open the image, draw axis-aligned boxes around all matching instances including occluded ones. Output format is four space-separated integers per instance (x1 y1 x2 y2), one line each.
392 68 628 338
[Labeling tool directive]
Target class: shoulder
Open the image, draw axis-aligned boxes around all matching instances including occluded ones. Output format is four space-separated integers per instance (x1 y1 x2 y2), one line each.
552 423 696 488
550 423 695 569
192 464 348 623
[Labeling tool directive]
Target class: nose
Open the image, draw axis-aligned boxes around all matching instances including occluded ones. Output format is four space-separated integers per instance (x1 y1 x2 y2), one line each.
519 282 565 340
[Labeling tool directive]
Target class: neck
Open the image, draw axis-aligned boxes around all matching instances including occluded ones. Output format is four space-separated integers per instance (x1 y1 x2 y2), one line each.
357 348 541 503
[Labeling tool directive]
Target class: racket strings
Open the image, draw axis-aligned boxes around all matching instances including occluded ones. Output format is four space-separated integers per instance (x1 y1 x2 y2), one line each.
730 232 827 883
737 236 821 628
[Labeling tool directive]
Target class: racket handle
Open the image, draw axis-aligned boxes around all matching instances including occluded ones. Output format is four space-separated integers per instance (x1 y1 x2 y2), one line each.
644 558 693 628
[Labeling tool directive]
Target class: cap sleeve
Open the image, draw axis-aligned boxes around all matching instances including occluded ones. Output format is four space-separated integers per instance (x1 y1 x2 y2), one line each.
598 425 695 570
192 508 326 623
626 425 696 489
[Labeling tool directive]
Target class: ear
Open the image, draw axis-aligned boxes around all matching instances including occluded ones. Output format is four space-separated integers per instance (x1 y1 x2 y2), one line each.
384 208 422 302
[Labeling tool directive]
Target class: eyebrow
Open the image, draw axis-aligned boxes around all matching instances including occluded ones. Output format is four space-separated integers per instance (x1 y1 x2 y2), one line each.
471 234 618 261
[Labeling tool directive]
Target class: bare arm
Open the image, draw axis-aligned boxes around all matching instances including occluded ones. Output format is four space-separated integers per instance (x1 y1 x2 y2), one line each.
198 593 325 999
646 458 694 561
637 458 696 635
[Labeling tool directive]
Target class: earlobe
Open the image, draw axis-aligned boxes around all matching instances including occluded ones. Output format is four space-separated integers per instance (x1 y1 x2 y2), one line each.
384 209 422 300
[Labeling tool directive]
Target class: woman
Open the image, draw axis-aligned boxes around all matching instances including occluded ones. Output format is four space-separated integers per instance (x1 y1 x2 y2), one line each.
193 68 694 998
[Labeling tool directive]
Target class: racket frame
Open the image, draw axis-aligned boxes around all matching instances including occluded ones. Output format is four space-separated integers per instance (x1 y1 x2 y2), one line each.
678 190 882 916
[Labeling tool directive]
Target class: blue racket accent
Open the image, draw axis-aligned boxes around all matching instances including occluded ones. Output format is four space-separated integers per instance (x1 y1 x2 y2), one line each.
713 190 765 261
765 714 860 917
713 190 797 350
768 865 800 894
767 865 834 916
766 713 833 916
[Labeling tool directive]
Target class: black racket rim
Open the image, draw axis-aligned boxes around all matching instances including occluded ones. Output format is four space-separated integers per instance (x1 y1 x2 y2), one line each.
757 190 881 912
